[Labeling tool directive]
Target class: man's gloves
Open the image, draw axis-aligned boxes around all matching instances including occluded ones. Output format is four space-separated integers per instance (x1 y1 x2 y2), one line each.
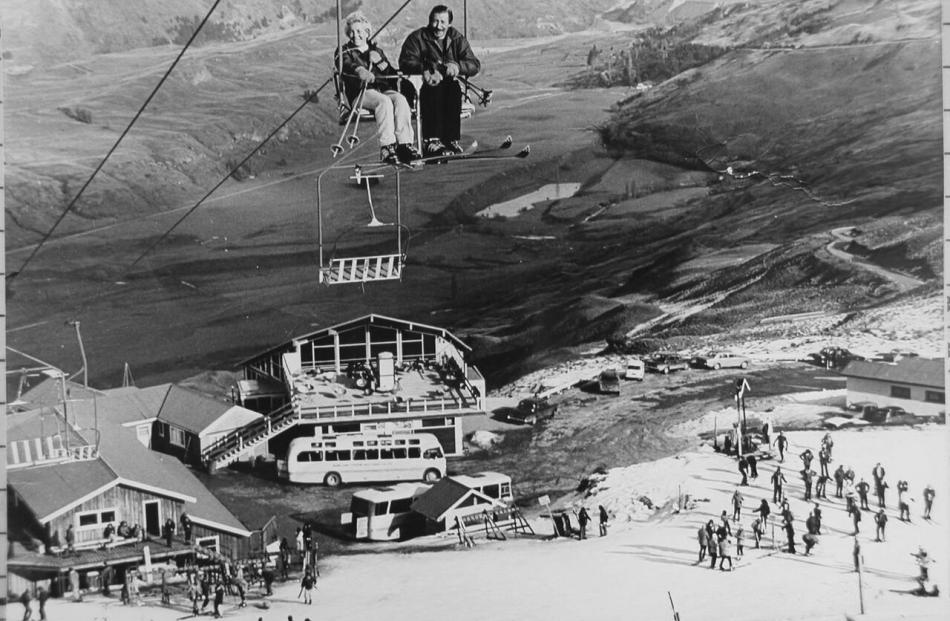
444 62 460 78
423 68 443 86
356 67 375 83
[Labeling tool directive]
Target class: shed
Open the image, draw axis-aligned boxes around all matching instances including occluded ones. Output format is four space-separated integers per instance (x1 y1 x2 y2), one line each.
840 358 945 417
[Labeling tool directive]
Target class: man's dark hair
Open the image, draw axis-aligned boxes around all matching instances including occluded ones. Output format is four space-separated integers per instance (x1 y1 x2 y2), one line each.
429 5 453 24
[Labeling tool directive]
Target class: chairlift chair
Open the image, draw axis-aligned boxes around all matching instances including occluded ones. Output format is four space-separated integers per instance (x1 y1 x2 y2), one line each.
316 166 406 286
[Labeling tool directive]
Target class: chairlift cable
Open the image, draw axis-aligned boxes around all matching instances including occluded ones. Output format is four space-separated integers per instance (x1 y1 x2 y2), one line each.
9 0 226 282
133 0 421 270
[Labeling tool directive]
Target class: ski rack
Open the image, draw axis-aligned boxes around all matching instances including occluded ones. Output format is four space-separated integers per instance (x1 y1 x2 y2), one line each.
317 166 405 286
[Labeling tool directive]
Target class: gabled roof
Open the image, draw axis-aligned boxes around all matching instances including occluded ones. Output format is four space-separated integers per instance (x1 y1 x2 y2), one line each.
241 313 471 367
18 376 106 408
6 409 250 536
410 477 495 522
156 385 236 434
7 459 119 522
841 358 945 389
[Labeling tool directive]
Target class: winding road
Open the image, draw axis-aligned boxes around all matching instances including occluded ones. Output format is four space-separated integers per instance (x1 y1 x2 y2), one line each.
825 226 925 291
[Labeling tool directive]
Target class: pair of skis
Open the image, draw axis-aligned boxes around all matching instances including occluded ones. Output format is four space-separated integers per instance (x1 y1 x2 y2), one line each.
354 135 529 180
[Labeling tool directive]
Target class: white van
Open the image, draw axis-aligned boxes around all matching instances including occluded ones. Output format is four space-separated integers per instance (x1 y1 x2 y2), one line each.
624 357 645 381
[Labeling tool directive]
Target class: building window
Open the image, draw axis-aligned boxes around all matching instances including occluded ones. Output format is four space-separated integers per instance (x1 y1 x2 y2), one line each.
76 508 118 531
196 536 219 552
925 390 945 403
890 386 911 399
170 427 187 448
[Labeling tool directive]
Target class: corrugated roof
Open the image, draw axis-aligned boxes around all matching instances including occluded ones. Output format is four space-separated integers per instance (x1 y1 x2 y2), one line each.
156 385 233 434
240 313 471 367
841 358 945 388
411 477 485 522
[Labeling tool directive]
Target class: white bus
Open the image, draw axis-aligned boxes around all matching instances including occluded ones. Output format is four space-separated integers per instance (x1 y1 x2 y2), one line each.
348 482 431 541
277 431 446 486
347 472 514 541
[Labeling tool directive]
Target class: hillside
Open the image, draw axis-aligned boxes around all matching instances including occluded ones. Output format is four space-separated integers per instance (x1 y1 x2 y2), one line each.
3 0 942 390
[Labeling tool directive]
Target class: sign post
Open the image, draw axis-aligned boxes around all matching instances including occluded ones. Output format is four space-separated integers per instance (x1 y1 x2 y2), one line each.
538 495 556 536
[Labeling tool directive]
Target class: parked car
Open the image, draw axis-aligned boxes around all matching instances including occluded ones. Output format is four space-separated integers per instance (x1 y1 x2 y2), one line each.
624 357 645 381
817 346 865 369
880 405 909 418
503 397 558 425
645 353 689 374
690 351 750 370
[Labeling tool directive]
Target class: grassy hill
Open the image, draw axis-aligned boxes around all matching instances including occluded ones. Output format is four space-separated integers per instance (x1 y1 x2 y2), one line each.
3 0 941 388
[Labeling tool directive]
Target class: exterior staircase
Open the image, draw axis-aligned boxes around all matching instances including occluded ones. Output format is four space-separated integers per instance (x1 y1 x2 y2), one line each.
202 402 298 472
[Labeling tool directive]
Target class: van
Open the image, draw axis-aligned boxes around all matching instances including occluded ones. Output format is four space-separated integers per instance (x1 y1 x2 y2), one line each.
598 369 621 394
624 358 645 381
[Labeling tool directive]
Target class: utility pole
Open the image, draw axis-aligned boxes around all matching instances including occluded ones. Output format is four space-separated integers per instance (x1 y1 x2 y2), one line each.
67 320 88 387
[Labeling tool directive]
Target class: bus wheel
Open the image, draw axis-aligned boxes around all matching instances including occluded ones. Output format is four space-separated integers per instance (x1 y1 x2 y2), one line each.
324 472 342 487
423 469 441 482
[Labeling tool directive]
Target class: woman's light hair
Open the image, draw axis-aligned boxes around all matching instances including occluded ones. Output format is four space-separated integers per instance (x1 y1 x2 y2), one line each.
344 11 372 38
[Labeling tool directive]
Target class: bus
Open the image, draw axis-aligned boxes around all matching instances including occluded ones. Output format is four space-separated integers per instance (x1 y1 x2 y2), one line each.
347 472 513 541
277 431 446 486
348 482 431 541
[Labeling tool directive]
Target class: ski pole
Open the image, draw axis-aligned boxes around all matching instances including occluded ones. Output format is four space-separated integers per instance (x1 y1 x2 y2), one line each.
347 86 368 147
331 84 365 156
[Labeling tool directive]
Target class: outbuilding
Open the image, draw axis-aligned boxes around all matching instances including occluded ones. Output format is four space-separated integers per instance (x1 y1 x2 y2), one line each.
840 357 945 417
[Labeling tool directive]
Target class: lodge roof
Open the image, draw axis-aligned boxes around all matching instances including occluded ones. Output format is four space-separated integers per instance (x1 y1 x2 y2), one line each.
240 313 471 367
154 384 254 434
6 408 251 536
840 358 945 389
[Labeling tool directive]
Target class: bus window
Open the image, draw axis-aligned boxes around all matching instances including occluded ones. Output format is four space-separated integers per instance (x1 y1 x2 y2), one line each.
297 451 321 462
408 447 421 458
353 450 367 460
366 449 379 460
390 497 412 513
501 483 511 497
423 448 443 459
381 449 394 459
483 484 500 499
326 450 352 461
374 502 389 516
392 448 407 459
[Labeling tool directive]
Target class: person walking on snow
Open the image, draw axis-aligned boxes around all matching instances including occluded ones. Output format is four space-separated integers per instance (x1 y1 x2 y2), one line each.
697 523 708 563
747 453 759 479
818 446 831 477
718 534 734 571
576 507 591 540
738 456 750 486
802 468 816 501
856 477 871 510
598 505 609 537
732 489 744 521
834 465 846 498
771 467 787 503
874 509 888 542
800 448 814 472
773 431 789 462
923 484 935 520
